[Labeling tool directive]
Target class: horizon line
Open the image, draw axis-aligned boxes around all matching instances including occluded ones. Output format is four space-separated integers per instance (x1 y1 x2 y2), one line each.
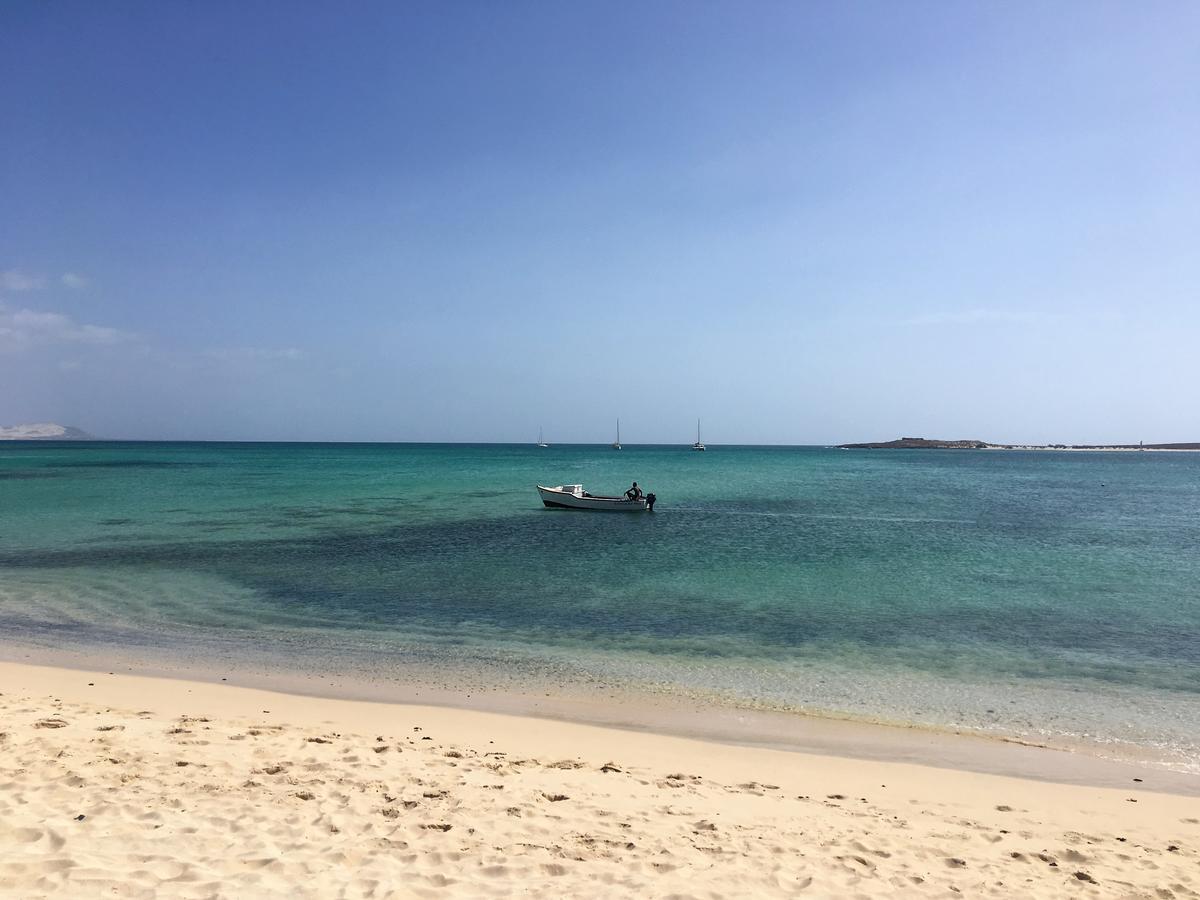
3 438 1199 448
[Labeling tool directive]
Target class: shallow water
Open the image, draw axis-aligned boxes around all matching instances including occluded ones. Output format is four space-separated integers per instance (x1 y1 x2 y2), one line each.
2 441 1198 770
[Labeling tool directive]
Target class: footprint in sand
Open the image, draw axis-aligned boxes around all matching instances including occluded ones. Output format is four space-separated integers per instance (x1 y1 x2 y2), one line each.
34 718 68 729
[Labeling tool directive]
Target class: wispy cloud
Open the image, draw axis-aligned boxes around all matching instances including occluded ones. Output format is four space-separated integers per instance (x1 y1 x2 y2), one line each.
1 269 91 292
1 294 306 375
1 270 47 292
205 346 305 362
0 301 134 351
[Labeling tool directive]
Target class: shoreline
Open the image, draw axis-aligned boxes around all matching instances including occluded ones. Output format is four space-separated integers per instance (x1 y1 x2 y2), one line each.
5 645 1197 797
1 659 1198 897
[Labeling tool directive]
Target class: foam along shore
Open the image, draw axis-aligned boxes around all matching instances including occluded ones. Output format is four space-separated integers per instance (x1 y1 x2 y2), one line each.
1 662 1196 899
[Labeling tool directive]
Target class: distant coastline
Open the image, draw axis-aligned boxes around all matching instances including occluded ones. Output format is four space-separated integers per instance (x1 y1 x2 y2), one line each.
839 436 1200 451
0 423 94 441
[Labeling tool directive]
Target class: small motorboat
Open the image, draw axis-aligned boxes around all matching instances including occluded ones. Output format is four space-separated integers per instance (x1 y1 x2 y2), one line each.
537 484 651 512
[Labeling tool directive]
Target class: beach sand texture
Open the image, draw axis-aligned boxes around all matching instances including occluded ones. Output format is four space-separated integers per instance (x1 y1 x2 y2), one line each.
1 663 1196 899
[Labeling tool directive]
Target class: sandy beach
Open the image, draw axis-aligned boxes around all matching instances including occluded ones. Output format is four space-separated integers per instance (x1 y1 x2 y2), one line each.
1 661 1195 899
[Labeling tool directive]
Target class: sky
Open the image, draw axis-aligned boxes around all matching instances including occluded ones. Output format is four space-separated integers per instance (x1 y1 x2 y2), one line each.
2 1 1198 443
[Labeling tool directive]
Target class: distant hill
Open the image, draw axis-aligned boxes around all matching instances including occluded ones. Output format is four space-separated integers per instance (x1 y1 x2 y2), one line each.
0 423 95 440
839 436 1200 451
839 437 993 450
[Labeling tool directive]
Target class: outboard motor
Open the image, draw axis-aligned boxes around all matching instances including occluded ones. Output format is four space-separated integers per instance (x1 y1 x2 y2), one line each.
645 492 656 512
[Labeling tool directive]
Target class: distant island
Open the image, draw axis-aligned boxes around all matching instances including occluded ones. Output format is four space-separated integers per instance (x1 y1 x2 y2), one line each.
839 436 1200 451
0 423 95 440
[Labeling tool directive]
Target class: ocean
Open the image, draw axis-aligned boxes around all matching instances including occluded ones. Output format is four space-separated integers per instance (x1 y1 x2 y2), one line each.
2 441 1198 772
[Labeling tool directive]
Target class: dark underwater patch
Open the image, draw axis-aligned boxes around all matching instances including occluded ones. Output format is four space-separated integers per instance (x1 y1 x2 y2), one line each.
48 459 210 470
3 491 1199 694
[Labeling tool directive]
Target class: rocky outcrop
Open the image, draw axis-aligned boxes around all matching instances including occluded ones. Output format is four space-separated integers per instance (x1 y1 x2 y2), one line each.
840 437 1200 451
839 437 992 450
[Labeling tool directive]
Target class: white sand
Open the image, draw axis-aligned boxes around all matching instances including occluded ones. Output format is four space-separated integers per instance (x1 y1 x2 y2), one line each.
1 661 1196 898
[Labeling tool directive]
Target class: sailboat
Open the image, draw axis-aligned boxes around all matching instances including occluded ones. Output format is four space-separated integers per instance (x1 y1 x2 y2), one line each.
612 418 622 451
692 418 706 451
536 427 549 448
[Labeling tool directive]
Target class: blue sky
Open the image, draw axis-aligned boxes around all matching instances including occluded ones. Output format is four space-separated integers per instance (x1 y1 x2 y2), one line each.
2 2 1198 442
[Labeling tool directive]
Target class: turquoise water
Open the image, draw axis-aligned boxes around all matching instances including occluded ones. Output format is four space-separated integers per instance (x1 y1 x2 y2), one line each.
2 441 1199 769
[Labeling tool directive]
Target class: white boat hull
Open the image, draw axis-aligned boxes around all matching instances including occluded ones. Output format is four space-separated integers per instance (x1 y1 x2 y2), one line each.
537 485 647 512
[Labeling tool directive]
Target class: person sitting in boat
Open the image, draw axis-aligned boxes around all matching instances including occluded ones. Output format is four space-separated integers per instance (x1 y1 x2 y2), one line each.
625 481 643 501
